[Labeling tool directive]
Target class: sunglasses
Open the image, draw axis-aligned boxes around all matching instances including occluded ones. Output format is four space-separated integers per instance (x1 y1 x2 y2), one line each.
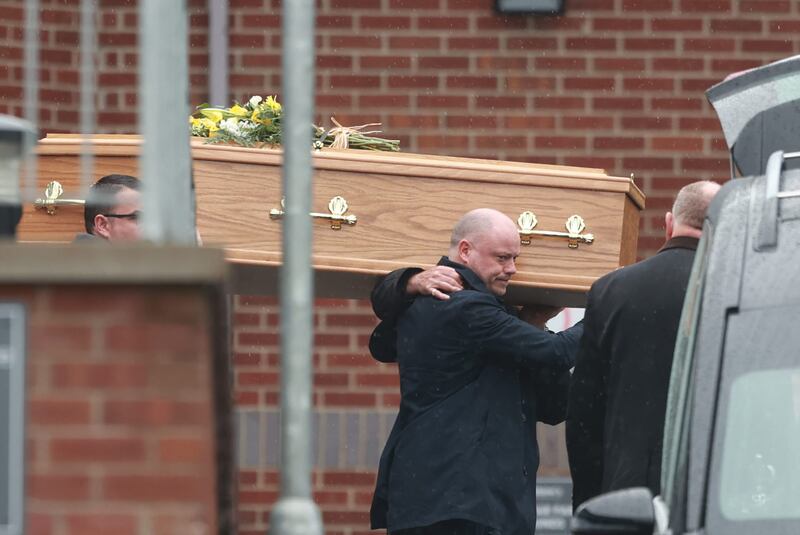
102 211 140 221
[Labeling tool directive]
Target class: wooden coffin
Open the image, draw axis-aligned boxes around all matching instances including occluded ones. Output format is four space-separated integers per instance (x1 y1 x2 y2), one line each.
19 134 644 306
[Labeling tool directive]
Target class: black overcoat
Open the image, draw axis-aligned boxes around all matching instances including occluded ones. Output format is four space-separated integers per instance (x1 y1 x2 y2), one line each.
566 236 698 509
369 258 582 534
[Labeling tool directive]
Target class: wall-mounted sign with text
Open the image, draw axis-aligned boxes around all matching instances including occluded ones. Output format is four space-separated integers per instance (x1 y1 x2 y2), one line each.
536 477 573 535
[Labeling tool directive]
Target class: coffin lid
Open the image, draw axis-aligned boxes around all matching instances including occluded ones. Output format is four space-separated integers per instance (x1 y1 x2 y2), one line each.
37 134 645 209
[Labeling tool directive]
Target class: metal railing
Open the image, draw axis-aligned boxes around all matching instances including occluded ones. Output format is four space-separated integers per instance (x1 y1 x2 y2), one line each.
139 0 196 244
268 0 324 532
15 1 325 533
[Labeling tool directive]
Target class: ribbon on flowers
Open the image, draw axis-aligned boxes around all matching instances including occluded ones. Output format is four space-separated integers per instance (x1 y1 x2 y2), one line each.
327 118 383 149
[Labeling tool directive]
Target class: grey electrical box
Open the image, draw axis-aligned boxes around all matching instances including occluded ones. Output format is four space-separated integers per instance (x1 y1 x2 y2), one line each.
495 0 564 15
0 304 25 535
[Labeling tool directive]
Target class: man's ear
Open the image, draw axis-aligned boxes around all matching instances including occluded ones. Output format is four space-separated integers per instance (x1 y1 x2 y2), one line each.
665 212 674 240
457 239 471 264
93 214 111 239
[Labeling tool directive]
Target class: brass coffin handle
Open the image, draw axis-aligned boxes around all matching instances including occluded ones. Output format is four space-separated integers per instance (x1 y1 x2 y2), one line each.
269 195 357 230
34 181 86 215
517 211 594 249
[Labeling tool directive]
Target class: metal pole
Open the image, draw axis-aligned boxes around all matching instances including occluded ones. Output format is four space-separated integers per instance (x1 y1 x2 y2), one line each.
22 0 39 205
139 0 196 244
268 0 323 532
208 0 229 107
79 0 97 195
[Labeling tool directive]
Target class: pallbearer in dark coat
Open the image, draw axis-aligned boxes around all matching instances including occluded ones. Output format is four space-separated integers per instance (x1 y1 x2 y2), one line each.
566 180 720 510
369 208 584 535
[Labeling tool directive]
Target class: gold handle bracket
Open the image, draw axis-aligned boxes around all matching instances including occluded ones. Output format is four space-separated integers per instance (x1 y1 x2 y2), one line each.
517 211 594 248
270 195 357 230
34 181 85 215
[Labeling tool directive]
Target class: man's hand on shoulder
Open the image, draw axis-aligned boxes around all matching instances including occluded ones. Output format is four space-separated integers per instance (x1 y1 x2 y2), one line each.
406 266 463 301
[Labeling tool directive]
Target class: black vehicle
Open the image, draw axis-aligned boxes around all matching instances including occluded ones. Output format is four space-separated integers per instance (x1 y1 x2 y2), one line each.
569 53 800 535
570 150 800 535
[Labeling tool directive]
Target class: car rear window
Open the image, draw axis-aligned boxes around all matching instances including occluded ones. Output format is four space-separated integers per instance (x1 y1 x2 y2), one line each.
718 368 800 520
707 306 800 533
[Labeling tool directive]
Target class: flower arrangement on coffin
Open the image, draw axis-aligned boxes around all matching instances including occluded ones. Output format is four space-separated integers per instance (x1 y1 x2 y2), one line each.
190 95 400 152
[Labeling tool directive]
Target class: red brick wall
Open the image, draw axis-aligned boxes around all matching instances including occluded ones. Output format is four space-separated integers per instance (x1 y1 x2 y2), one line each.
0 284 219 535
0 0 209 127
3 2 800 534
234 296 382 535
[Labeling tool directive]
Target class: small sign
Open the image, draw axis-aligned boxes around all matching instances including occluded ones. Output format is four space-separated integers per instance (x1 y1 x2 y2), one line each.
536 477 573 534
495 0 564 15
0 304 25 535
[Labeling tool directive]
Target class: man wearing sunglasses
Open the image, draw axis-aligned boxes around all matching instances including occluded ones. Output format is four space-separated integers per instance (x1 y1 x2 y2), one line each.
76 174 142 242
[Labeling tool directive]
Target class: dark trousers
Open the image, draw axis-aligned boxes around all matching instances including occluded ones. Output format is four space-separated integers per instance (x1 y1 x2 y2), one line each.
392 519 495 535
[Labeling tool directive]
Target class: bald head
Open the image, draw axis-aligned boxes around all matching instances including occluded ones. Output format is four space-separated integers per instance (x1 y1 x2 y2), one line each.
449 208 521 296
449 208 517 251
666 180 721 239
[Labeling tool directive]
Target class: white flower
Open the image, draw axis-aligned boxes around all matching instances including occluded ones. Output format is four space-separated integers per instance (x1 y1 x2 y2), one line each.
219 118 241 136
249 95 263 107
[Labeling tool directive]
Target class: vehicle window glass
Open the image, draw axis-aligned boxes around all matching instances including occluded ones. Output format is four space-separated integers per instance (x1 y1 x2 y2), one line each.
707 306 800 533
718 369 800 520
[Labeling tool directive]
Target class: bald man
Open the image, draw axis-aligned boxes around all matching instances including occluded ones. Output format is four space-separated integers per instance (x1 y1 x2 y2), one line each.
566 180 721 510
370 208 584 535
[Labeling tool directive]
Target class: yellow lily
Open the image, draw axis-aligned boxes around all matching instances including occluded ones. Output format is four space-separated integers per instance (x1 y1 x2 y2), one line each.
199 117 218 132
265 95 282 114
200 109 224 124
230 104 248 117
250 109 272 126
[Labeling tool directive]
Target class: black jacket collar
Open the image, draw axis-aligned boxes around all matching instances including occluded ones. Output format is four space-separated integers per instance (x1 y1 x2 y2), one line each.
437 256 495 297
658 236 699 254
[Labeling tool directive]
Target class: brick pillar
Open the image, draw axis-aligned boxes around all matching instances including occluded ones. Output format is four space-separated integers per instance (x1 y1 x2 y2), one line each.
0 244 232 535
